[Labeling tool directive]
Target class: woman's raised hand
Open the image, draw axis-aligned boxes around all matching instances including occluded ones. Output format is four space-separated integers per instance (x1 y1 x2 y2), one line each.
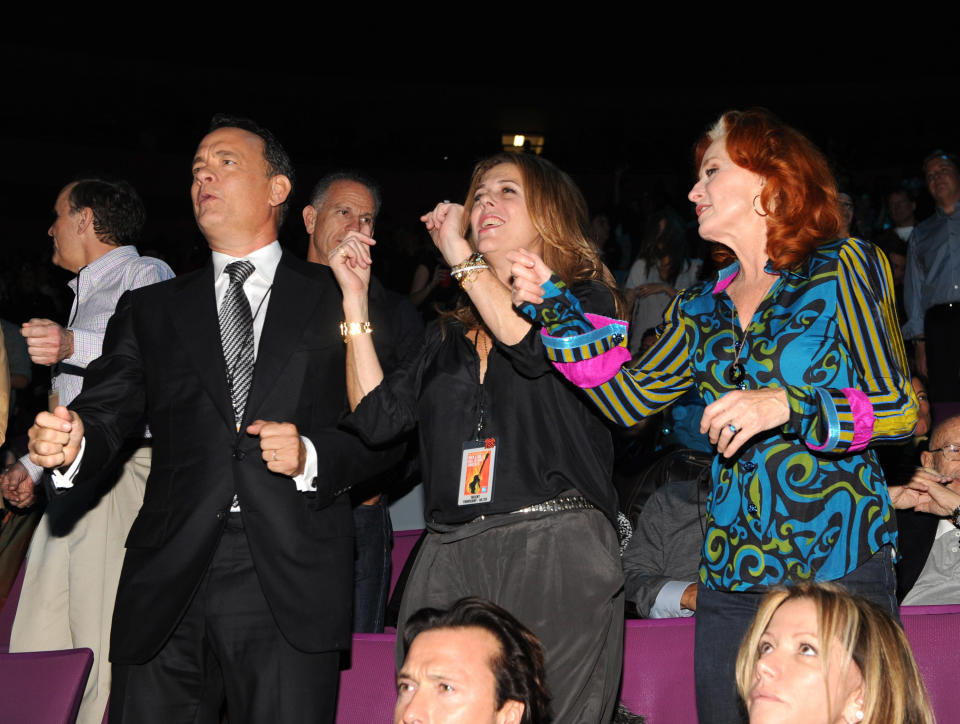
420 202 473 266
507 248 553 307
328 232 375 317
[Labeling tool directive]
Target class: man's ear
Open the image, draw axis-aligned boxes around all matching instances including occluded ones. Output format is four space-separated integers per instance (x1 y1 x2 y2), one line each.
269 174 292 208
921 450 934 469
302 204 316 235
495 699 525 724
76 207 93 235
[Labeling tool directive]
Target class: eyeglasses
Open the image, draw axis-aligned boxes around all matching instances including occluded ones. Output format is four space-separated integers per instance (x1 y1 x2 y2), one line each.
930 443 960 461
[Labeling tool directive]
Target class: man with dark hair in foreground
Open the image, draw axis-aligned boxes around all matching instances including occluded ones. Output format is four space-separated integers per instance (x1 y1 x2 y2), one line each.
396 598 551 724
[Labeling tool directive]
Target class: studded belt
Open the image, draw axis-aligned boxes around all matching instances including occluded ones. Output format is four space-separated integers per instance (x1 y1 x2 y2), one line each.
467 495 595 524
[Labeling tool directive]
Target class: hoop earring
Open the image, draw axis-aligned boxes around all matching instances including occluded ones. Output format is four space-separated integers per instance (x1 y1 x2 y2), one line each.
752 194 768 217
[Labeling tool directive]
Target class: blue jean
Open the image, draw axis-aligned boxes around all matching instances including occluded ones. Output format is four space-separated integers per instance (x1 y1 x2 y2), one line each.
694 545 897 724
352 497 393 633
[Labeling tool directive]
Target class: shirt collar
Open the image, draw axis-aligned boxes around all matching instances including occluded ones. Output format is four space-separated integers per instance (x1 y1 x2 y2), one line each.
212 240 282 286
68 245 140 291
711 244 832 295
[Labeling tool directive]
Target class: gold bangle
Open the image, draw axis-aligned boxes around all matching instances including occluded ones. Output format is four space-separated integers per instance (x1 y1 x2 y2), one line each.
457 267 487 290
340 320 373 342
450 252 488 280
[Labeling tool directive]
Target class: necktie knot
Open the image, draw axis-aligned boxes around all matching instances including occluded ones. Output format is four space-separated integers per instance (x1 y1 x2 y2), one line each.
225 260 255 285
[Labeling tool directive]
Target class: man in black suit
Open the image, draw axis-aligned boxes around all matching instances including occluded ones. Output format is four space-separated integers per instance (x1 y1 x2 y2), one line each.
28 116 392 723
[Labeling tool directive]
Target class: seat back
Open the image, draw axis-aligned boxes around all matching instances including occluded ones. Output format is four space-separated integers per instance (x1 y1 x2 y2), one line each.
336 633 397 724
0 648 93 724
622 618 697 723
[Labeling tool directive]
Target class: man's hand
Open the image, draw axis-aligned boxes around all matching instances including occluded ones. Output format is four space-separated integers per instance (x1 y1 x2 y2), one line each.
1 462 36 508
680 583 698 612
904 467 960 517
247 420 306 478
22 319 74 366
28 406 84 469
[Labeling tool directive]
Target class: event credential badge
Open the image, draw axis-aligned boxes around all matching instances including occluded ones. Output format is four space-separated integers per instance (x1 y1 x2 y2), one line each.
458 437 496 506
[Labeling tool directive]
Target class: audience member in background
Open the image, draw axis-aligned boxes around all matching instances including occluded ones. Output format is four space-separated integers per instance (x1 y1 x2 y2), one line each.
736 582 934 724
301 170 423 632
887 188 917 242
891 414 960 605
3 178 173 724
903 150 960 398
623 209 701 357
874 229 908 324
838 190 856 237
395 598 549 724
622 469 709 618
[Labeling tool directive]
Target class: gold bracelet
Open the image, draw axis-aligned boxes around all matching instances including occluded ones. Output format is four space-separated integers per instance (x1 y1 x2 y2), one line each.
340 320 373 342
450 252 488 280
457 267 488 290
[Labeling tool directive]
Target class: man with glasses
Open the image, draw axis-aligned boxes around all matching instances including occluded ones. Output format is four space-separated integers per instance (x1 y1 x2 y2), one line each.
890 415 960 604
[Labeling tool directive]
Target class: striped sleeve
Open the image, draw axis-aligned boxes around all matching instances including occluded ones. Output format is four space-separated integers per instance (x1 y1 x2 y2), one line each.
786 239 917 452
545 293 694 427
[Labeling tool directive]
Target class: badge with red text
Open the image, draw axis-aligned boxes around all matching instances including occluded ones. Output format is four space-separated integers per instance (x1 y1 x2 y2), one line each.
458 438 497 506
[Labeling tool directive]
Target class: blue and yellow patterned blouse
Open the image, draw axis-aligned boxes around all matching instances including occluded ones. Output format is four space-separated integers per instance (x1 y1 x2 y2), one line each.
532 238 918 592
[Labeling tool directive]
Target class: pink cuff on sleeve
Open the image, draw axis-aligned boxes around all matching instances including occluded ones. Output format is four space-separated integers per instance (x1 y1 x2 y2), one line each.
843 387 874 451
545 313 631 388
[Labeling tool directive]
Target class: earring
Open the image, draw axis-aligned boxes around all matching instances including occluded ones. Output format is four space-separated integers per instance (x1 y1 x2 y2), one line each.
752 194 768 217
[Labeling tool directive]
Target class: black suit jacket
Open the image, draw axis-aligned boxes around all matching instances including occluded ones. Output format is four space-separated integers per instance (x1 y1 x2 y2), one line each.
66 251 397 664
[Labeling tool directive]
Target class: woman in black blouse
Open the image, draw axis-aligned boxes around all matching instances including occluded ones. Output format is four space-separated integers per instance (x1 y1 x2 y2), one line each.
330 152 624 724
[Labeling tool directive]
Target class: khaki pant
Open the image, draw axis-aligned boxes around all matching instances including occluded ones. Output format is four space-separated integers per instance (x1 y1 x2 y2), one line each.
11 446 151 724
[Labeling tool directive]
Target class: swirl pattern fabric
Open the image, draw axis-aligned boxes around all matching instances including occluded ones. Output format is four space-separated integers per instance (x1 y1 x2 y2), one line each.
524 239 918 591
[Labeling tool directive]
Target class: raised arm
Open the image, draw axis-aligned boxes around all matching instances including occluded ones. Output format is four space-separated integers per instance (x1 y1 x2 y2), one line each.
420 202 531 346
327 232 384 411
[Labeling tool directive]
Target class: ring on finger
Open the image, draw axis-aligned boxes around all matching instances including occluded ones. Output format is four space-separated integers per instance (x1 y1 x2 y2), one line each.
272 450 278 461
727 423 739 434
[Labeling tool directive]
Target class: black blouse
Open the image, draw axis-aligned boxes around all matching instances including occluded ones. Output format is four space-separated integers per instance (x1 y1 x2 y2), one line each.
345 281 619 525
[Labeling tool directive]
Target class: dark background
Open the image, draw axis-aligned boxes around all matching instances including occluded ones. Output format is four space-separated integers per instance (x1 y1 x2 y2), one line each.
3 40 956 282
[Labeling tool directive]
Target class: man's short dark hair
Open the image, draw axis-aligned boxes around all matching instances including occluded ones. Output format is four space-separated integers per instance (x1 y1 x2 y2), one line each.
402 598 550 724
922 149 960 174
308 171 382 220
68 178 146 246
208 114 295 225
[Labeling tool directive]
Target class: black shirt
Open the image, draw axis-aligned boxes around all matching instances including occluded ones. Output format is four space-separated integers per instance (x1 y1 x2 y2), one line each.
345 281 619 525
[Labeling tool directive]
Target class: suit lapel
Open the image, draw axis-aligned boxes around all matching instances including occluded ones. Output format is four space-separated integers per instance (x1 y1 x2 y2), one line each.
169 261 236 430
243 252 329 424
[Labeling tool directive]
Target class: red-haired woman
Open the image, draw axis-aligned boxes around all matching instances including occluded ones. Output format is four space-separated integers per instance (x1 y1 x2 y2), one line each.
510 109 918 723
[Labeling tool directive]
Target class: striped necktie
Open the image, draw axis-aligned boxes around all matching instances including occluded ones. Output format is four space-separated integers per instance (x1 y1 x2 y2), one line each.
219 260 255 430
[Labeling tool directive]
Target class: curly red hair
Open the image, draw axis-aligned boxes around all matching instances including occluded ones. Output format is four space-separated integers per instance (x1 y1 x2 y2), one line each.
694 109 843 270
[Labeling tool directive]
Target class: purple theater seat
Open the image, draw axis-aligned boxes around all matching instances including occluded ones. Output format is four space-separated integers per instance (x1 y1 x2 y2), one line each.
0 648 93 724
337 633 397 724
0 557 26 653
901 603 960 723
622 618 697 723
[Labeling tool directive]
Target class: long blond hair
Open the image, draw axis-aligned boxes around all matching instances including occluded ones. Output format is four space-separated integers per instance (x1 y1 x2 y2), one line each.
737 583 934 724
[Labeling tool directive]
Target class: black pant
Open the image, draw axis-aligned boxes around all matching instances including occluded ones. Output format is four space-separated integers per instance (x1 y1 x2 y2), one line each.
110 514 340 724
694 545 898 724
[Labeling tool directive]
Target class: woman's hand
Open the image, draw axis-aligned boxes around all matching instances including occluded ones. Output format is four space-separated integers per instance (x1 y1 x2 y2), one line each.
420 202 473 267
328 232 374 320
700 388 790 458
507 248 553 306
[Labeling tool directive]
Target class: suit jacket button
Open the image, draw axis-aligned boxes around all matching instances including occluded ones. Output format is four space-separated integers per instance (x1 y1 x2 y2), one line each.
216 511 225 520
233 448 246 460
